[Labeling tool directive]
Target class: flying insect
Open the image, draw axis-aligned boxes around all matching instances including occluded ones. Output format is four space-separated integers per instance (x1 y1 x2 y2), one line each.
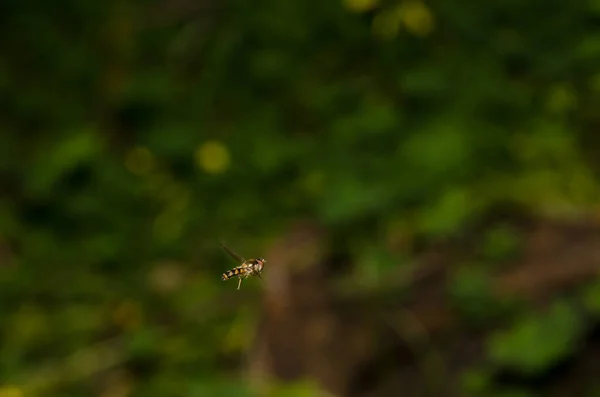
220 242 266 290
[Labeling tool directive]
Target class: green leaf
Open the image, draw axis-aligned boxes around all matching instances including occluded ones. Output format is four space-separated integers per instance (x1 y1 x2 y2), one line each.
419 187 473 236
487 300 584 375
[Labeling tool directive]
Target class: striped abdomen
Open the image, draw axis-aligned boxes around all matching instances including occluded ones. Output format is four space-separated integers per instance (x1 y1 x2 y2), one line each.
222 266 251 281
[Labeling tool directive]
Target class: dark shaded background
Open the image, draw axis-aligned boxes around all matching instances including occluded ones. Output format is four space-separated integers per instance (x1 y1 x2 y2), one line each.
2 0 600 396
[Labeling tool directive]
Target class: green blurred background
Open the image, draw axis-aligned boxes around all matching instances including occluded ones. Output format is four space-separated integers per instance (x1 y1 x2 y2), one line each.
3 0 600 396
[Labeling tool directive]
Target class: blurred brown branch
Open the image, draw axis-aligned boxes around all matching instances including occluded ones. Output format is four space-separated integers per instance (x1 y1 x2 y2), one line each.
246 216 600 397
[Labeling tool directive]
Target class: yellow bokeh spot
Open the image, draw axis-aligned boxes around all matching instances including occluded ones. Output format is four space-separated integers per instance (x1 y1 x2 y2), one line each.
343 0 379 12
125 147 155 175
0 387 23 397
195 141 231 174
399 0 435 37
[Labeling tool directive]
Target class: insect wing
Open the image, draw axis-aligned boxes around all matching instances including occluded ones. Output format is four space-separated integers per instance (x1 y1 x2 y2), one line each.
220 241 245 264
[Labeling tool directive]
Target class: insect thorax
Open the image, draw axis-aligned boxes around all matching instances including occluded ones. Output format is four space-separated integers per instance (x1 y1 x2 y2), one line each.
246 259 264 272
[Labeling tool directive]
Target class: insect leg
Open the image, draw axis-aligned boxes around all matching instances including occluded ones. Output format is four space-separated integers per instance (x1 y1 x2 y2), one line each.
237 278 242 290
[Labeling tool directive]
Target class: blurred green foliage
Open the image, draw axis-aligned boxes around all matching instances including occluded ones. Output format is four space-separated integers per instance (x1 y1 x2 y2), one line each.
481 224 521 264
487 300 585 375
2 0 600 395
448 266 520 327
582 280 600 317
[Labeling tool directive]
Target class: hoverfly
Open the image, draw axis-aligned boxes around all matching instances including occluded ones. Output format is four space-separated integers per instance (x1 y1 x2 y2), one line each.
220 241 266 290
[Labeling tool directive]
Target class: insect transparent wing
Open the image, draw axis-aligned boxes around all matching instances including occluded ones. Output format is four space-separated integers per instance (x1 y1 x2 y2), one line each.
220 241 245 263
